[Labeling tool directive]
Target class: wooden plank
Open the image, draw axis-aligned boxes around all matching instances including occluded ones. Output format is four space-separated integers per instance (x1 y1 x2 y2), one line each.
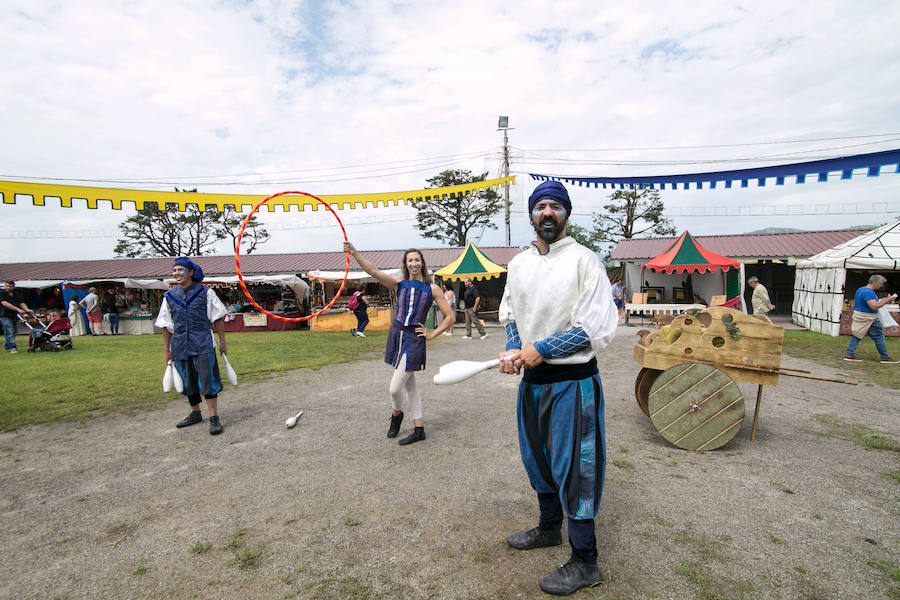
648 363 744 451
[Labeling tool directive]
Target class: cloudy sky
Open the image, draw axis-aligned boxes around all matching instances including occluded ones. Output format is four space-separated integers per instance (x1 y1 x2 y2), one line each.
2 0 899 263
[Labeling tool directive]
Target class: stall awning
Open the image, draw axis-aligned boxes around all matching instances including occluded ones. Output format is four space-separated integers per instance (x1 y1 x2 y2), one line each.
10 279 62 289
306 269 403 283
64 278 169 290
641 231 740 274
434 243 507 281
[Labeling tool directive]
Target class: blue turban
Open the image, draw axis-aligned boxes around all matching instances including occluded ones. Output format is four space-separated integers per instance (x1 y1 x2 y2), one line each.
173 257 204 282
528 181 571 216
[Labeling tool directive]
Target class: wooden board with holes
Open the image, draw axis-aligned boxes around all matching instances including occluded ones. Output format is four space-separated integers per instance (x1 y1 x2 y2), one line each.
632 306 783 386
648 363 744 451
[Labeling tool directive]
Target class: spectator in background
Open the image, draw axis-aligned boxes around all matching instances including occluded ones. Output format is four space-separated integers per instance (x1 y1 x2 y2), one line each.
1 281 34 354
748 276 775 315
462 277 487 340
67 296 87 337
79 287 104 336
107 288 125 335
349 287 369 338
844 274 898 364
442 282 456 336
611 278 624 323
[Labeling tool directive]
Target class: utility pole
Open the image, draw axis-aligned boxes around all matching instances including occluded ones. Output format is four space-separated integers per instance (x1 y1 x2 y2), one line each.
497 116 513 246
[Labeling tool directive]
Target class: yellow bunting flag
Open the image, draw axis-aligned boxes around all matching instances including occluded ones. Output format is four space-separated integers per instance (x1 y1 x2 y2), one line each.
0 176 515 212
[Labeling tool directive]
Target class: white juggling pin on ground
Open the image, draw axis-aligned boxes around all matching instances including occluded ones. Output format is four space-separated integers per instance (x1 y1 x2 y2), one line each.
285 411 303 428
163 361 174 392
171 362 184 393
433 358 502 385
221 353 238 385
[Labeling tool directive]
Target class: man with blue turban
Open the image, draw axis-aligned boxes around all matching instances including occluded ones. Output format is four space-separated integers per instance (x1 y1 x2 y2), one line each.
155 257 228 435
496 181 617 595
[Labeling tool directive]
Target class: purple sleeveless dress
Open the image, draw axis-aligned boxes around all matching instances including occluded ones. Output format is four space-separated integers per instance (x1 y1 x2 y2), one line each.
384 279 433 371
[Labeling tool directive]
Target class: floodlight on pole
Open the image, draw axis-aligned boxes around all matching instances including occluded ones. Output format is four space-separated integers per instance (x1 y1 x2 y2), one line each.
497 116 513 245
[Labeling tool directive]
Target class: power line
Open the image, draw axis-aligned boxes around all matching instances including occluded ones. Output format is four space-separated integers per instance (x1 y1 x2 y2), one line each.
517 132 900 152
0 148 501 186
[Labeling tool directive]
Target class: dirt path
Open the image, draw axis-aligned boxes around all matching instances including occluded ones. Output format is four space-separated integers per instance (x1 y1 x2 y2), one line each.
1 326 898 599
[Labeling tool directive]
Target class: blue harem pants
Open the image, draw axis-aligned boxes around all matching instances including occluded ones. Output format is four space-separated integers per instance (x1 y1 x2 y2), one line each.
174 351 223 406
517 370 606 563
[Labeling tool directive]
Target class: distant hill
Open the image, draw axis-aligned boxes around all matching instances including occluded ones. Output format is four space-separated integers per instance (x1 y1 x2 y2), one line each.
746 225 876 234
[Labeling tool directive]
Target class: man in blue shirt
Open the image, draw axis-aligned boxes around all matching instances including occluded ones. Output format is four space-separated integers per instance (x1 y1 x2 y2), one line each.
844 274 898 363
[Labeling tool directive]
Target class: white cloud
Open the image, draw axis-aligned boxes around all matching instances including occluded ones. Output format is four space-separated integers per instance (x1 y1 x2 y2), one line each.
1 0 899 263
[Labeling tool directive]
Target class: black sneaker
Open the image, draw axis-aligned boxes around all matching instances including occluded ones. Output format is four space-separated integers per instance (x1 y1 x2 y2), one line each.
209 415 223 435
506 527 562 550
538 558 603 595
176 411 203 428
350 328 356 336
842 355 862 362
387 411 404 438
398 426 426 445
881 357 900 364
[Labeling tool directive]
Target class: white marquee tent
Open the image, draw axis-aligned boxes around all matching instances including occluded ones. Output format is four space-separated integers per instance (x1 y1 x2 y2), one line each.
793 220 900 336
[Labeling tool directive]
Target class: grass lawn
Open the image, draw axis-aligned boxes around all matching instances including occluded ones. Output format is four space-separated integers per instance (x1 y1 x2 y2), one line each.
1 330 387 432
782 330 900 390
3 329 896 432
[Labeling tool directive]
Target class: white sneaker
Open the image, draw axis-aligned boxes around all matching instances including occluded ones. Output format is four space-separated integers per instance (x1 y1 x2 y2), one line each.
480 334 488 340
442 332 453 336
356 331 366 338
461 335 472 339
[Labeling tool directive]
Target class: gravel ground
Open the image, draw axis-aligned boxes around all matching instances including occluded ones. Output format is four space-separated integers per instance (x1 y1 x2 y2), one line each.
1 324 898 600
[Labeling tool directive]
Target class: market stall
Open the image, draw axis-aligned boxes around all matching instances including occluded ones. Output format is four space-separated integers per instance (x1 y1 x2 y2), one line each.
203 274 311 332
306 269 400 331
793 219 900 336
63 278 167 335
625 231 744 314
433 242 509 322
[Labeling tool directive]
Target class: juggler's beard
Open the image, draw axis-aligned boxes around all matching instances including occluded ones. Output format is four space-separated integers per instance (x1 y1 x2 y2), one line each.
532 215 567 243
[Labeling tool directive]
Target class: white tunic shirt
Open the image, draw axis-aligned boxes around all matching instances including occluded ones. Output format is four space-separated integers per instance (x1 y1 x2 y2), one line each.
499 237 617 365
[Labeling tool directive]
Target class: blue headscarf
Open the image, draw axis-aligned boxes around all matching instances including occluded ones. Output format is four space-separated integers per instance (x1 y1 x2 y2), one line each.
528 181 571 216
173 257 204 282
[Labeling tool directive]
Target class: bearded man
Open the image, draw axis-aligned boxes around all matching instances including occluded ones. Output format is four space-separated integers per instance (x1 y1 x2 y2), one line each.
497 181 618 595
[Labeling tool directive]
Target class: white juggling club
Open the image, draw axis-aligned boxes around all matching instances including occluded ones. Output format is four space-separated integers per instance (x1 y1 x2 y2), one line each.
171 362 184 393
285 410 303 428
163 361 174 392
221 353 238 385
433 358 501 385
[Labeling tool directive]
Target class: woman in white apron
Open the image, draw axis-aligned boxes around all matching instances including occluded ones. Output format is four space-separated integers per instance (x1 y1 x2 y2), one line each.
67 297 86 337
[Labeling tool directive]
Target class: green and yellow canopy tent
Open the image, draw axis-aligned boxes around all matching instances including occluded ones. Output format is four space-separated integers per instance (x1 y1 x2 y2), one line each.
431 243 508 326
433 242 507 282
637 231 744 309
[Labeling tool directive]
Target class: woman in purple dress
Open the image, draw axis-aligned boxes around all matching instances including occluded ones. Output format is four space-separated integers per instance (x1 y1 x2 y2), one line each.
344 242 455 445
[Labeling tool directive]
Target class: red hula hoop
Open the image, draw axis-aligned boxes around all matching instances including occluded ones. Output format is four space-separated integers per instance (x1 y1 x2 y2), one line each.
234 190 349 322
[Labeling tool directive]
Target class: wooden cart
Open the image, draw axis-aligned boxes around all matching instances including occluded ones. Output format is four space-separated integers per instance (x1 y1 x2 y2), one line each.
632 306 853 451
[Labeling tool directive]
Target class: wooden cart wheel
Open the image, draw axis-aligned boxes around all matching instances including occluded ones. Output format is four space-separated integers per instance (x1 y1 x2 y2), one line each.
647 363 744 451
634 367 662 417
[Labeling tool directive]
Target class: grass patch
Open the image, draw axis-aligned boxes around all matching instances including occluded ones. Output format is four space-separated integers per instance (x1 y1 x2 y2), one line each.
343 514 360 527
888 470 900 484
868 557 900 583
190 541 210 555
611 458 634 470
782 330 900 389
230 546 262 569
810 415 900 452
0 330 386 431
132 562 149 576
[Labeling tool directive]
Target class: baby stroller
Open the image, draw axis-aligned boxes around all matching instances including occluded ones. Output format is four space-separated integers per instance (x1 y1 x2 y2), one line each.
18 313 74 352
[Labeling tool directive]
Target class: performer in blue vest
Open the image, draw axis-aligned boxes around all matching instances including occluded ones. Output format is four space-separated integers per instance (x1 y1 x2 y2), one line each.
155 257 228 435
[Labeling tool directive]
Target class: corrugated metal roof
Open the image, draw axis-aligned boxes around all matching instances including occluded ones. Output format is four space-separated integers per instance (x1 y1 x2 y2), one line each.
609 229 871 261
0 246 523 282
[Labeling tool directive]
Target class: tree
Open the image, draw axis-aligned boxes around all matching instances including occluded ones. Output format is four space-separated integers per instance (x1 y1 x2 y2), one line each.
591 187 677 243
413 169 503 246
565 222 605 253
114 188 270 257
